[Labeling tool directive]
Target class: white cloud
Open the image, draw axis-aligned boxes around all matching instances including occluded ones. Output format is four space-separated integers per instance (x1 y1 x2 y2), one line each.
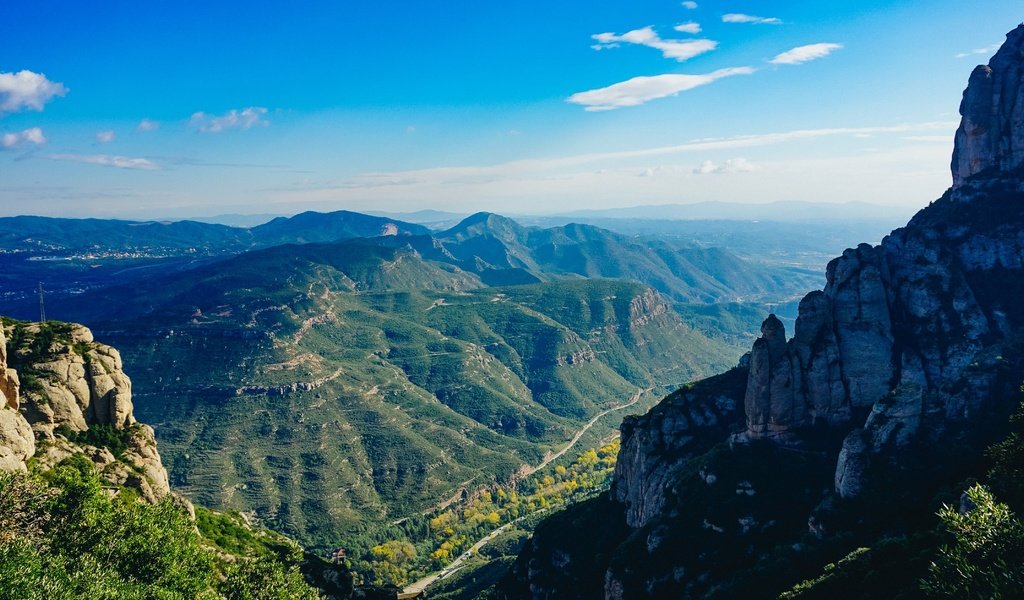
189 107 269 133
43 153 159 170
693 157 757 174
137 119 159 133
674 22 702 34
1 127 46 149
568 67 754 111
682 1 698 8
592 27 717 61
722 13 782 24
96 130 116 144
955 43 1000 58
0 71 68 116
769 43 843 65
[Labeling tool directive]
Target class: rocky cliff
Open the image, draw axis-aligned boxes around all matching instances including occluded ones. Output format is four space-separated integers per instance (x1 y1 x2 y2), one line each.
502 23 1024 599
0 319 171 503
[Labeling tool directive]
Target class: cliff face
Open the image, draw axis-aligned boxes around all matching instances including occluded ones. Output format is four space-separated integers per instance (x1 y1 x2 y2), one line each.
0 320 171 503
503 23 1024 599
952 26 1024 186
0 326 34 471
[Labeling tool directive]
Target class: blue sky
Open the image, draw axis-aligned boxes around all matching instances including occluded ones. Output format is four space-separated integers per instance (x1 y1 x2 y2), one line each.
0 1 1020 218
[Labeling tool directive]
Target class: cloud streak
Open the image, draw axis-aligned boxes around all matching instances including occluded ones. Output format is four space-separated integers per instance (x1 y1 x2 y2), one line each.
682 1 698 8
1 127 46 150
568 67 754 111
591 27 717 61
955 43 1000 58
342 121 957 186
770 43 843 65
43 153 160 170
693 157 757 174
722 13 781 24
96 130 116 143
189 107 269 133
674 22 702 34
0 70 68 115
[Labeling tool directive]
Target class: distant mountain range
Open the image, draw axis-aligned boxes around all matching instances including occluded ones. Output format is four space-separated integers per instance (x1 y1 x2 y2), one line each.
548 200 918 223
0 210 819 309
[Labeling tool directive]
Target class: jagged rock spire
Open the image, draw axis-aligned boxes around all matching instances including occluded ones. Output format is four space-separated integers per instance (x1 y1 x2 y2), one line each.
951 23 1024 187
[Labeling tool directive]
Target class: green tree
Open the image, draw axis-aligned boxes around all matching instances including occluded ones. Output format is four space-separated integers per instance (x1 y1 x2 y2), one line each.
922 484 1024 599
220 556 324 600
987 392 1024 509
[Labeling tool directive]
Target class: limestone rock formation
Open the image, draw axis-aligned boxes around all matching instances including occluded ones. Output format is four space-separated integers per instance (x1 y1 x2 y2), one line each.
0 326 34 471
952 24 1024 186
0 407 35 472
613 368 746 528
0 320 170 502
15 323 136 436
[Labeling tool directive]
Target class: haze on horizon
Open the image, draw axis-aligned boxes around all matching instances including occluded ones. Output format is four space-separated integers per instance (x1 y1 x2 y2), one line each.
0 1 1019 220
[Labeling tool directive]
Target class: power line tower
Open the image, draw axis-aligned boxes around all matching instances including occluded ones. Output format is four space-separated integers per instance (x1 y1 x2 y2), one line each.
37 282 46 323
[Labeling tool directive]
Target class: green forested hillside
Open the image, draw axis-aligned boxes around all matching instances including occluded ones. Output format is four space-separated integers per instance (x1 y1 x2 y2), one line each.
41 238 740 548
0 458 336 600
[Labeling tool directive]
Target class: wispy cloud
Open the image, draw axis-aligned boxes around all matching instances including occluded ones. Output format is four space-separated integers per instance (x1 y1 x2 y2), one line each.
903 135 951 143
770 43 843 65
568 67 754 111
136 119 159 133
569 67 753 111
674 22 702 34
955 43 1000 58
43 153 159 170
693 157 757 174
1 127 46 149
347 121 957 182
722 13 781 24
682 1 698 8
0 70 68 115
96 130 116 144
189 107 269 133
591 27 717 61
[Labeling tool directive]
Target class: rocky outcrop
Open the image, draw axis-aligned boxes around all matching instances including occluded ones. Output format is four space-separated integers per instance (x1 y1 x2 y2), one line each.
0 320 170 502
952 24 1024 187
0 326 19 410
0 326 34 471
18 324 136 436
626 288 670 330
613 367 747 528
0 408 35 472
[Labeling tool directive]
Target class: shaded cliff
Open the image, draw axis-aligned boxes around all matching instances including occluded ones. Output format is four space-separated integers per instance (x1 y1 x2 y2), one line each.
502 23 1024 600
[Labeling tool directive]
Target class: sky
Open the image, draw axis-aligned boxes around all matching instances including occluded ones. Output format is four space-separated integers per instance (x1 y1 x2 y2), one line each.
0 1 1020 219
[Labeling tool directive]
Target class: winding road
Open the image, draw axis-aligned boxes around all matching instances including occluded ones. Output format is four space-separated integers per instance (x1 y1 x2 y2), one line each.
400 387 650 596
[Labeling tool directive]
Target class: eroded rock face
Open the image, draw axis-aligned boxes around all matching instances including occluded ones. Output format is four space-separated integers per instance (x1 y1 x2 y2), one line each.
614 367 747 528
16 324 136 437
0 321 169 502
0 327 20 410
0 408 35 471
952 24 1024 187
0 327 34 471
